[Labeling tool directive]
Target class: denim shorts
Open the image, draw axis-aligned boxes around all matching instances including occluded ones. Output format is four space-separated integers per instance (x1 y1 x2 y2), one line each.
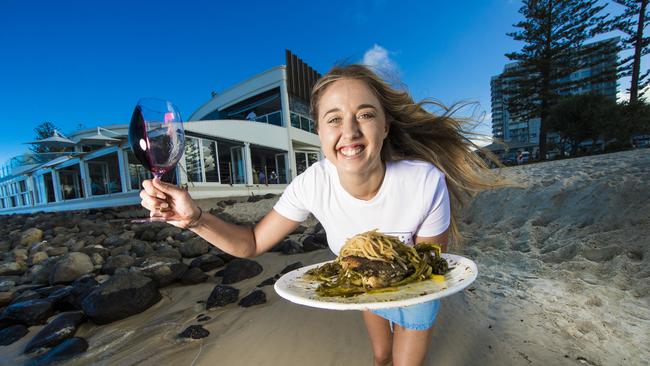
370 299 441 331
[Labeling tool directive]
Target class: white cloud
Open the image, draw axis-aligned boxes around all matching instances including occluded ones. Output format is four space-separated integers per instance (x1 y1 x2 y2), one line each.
361 44 399 77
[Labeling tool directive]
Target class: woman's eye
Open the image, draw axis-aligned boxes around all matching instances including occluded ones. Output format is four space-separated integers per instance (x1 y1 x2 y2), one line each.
328 117 341 124
358 112 375 119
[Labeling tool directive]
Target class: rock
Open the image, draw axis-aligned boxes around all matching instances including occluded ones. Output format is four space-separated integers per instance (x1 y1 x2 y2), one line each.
221 259 263 284
49 252 94 285
139 229 157 242
155 246 182 260
138 262 188 287
102 234 126 247
216 252 237 263
13 248 29 262
0 324 29 346
81 245 111 259
190 254 225 272
180 267 208 285
90 253 104 266
206 285 239 309
271 239 303 255
131 242 154 257
280 262 303 275
24 311 86 354
256 277 276 287
0 279 16 292
101 255 135 275
63 276 99 310
30 262 56 285
20 228 43 246
46 246 69 257
239 290 266 307
197 315 211 322
174 230 195 241
178 325 209 339
46 286 75 309
0 299 54 326
0 291 15 307
31 252 49 265
0 262 27 276
26 337 88 366
179 238 210 258
109 245 132 257
511 241 531 253
302 234 328 252
156 226 182 241
10 290 42 305
81 272 161 324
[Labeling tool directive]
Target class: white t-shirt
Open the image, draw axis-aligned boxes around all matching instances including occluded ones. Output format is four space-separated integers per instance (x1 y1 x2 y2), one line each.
273 159 451 255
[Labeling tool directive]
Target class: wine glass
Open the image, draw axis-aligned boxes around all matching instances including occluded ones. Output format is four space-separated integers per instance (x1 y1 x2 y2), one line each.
128 97 185 223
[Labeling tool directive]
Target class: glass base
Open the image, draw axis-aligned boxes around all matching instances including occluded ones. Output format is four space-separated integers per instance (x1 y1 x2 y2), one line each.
131 217 168 223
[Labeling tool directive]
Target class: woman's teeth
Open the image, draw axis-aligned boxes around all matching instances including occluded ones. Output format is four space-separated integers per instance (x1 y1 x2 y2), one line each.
339 146 364 157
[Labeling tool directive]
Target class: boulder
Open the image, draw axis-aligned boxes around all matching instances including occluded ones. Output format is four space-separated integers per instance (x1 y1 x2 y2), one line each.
131 241 154 257
0 291 15 307
179 238 210 258
189 254 224 272
206 285 239 309
221 259 263 284
156 226 182 241
31 252 49 265
49 252 94 285
26 337 88 366
81 272 161 324
0 324 29 346
0 262 27 276
271 239 303 255
238 290 266 308
24 311 86 354
102 234 126 247
302 234 328 252
178 325 209 339
46 246 69 257
101 255 135 275
9 290 42 305
280 262 303 275
138 262 188 287
180 267 208 285
20 228 43 246
0 299 54 326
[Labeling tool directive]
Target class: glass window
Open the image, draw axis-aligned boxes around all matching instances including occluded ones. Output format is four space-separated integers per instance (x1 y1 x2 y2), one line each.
87 153 122 196
295 152 307 176
290 113 300 128
307 153 319 167
184 137 203 182
267 111 282 126
58 164 84 200
202 139 220 182
127 150 152 190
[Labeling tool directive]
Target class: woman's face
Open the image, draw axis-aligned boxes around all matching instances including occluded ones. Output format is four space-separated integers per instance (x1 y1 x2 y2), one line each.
316 78 389 177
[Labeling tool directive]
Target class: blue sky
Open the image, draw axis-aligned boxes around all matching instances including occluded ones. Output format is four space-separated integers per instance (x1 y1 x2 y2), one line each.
0 0 595 161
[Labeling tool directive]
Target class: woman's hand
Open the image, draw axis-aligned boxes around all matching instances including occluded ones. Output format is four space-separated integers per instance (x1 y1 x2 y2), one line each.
140 178 202 229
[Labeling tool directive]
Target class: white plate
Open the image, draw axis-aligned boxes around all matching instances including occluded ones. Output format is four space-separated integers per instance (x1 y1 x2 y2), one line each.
274 253 477 310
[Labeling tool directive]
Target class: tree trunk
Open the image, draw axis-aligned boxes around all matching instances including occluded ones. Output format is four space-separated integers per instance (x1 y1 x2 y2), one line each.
630 0 647 103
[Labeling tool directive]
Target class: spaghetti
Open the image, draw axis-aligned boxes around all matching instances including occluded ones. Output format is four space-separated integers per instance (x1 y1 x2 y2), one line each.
305 230 448 297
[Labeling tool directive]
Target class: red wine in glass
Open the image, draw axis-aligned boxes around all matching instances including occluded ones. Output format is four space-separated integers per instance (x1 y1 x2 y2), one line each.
128 98 185 223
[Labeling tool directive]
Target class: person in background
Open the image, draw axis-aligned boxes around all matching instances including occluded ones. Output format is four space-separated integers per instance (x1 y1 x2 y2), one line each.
246 110 257 120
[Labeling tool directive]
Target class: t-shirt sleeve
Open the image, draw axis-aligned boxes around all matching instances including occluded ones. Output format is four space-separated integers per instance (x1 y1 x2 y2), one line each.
273 174 311 222
416 169 451 237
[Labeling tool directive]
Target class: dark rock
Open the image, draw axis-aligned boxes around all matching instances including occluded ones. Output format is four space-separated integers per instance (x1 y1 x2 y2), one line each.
238 290 266 307
214 270 224 277
109 245 132 257
138 262 188 287
511 241 531 253
30 261 57 285
24 311 86 353
178 325 209 339
196 315 211 322
20 228 43 247
257 277 276 287
0 280 16 292
179 238 210 258
156 226 182 241
49 252 94 285
63 276 99 310
271 239 303 255
180 267 208 285
216 252 236 263
155 247 182 260
10 290 43 305
139 229 157 242
27 337 88 366
0 299 54 326
262 193 276 199
101 255 135 275
0 291 15 307
302 235 328 252
81 272 161 324
0 262 27 276
46 246 69 257
131 241 154 257
280 262 303 275
33 285 66 298
0 324 29 346
102 234 126 247
189 254 225 272
206 285 239 309
81 245 111 259
247 194 263 203
221 259 263 284
47 286 75 310
174 230 195 241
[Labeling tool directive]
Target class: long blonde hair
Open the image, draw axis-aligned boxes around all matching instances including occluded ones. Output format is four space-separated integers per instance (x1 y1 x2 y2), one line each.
310 64 504 246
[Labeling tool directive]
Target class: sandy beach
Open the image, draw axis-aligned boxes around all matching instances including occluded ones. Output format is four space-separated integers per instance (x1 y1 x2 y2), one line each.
1 149 648 366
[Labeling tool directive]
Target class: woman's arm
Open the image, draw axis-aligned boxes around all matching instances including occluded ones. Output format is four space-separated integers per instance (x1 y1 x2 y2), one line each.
415 229 449 252
140 178 301 258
